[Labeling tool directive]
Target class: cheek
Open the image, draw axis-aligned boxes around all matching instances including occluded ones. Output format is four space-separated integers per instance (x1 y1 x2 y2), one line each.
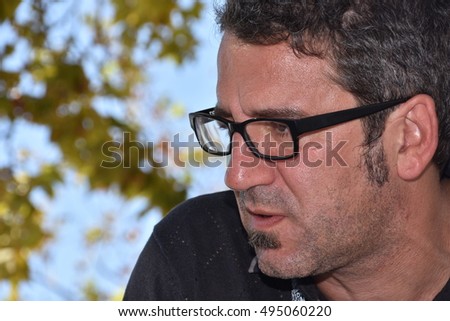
289 128 362 172
277 137 365 210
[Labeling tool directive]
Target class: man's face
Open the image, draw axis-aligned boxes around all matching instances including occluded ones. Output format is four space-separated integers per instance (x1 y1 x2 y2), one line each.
217 34 403 279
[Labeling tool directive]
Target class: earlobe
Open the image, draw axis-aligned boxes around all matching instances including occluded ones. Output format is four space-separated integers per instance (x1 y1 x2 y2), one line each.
395 95 439 181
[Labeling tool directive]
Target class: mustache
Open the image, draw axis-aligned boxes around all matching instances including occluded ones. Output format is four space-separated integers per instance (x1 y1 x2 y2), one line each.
237 187 288 209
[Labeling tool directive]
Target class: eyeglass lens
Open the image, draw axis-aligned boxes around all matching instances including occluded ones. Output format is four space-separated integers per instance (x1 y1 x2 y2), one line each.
194 116 295 157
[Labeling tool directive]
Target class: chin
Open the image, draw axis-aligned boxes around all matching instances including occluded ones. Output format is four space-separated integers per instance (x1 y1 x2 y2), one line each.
258 260 298 279
256 248 308 279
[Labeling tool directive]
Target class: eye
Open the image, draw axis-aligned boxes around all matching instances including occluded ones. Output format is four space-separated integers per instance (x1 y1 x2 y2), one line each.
269 121 290 137
216 120 229 130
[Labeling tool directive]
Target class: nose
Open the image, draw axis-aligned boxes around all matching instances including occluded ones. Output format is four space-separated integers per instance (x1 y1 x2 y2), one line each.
225 132 276 191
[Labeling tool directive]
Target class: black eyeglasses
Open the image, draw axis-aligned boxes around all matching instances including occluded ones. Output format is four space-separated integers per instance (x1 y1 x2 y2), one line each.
189 97 409 160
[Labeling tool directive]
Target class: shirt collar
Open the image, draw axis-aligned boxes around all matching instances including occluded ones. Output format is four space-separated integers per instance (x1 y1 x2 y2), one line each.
248 257 259 273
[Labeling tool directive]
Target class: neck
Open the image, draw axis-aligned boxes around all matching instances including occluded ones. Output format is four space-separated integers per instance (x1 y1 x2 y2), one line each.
316 247 450 300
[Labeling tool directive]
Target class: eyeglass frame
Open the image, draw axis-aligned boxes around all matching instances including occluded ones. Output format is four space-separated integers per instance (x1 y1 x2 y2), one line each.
189 97 409 161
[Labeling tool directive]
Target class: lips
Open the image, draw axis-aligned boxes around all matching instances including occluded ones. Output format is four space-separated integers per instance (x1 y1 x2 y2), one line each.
245 208 285 230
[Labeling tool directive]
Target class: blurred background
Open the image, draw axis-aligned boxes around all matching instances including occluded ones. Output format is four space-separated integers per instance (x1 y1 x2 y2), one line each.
0 0 227 300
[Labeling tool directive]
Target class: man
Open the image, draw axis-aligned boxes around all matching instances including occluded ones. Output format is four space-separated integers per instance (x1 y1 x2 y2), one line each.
124 0 450 300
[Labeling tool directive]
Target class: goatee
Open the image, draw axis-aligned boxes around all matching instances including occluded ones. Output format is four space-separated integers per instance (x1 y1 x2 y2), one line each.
248 231 281 249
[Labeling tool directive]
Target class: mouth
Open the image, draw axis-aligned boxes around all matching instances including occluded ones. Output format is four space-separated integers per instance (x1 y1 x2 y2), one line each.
245 208 285 230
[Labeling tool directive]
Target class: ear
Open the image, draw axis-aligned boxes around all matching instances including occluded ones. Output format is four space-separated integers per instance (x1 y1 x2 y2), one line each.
392 94 439 181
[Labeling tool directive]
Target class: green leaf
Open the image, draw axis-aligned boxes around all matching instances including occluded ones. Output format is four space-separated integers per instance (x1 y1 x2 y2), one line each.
0 0 204 300
0 1 21 21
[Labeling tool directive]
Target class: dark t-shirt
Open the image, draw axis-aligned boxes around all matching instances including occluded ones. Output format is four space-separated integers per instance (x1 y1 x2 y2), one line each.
123 191 450 301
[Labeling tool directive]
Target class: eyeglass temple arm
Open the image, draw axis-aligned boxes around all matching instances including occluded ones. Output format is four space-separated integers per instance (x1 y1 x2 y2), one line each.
294 98 408 137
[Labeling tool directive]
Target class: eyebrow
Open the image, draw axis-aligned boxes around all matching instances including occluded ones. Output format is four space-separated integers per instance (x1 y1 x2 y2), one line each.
214 104 310 120
213 105 232 118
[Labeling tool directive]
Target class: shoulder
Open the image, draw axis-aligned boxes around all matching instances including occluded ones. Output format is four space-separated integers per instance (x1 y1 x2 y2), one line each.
151 190 246 260
153 190 241 239
159 190 238 223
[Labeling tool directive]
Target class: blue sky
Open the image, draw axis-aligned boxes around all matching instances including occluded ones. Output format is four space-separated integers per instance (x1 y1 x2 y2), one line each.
147 3 227 197
0 1 227 300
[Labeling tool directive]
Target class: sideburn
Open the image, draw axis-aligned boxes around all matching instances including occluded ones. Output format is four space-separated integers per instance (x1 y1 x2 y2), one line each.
363 139 390 187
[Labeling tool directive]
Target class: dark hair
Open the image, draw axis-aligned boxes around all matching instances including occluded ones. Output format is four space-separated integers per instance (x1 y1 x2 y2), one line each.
216 0 450 177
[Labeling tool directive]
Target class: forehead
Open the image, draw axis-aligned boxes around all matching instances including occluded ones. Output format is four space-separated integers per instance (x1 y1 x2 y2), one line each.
216 33 353 118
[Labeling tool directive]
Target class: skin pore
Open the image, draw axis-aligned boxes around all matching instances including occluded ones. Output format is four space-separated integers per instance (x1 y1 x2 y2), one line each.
218 33 450 300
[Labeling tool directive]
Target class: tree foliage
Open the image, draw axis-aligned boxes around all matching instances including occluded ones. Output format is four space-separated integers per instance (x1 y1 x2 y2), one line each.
0 0 204 299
